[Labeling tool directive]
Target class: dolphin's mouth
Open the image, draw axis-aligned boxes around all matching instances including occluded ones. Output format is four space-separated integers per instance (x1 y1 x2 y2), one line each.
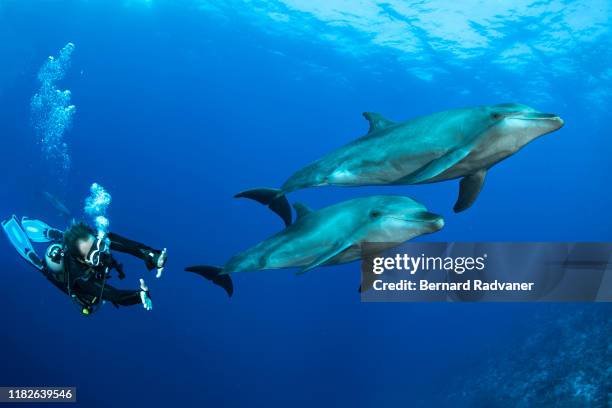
387 211 444 228
512 112 563 121
414 211 444 223
508 112 564 130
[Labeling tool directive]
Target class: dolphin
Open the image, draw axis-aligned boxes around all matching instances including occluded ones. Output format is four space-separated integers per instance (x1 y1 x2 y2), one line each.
186 195 444 295
236 103 564 225
43 191 72 218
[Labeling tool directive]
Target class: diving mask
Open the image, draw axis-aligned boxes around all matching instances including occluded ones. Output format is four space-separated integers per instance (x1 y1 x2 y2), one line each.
85 237 110 267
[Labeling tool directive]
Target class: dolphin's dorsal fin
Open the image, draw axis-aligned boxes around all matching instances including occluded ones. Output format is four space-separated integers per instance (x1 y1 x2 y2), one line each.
292 202 313 220
363 112 395 133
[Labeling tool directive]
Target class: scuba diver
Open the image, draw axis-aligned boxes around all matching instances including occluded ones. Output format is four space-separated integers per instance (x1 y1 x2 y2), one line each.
2 216 168 315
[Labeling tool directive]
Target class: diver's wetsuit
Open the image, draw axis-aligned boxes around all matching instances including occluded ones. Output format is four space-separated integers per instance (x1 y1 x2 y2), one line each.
45 233 163 308
106 232 161 270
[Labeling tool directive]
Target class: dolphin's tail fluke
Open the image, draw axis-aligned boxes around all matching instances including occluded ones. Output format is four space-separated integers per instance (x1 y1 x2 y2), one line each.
234 188 292 226
185 265 234 297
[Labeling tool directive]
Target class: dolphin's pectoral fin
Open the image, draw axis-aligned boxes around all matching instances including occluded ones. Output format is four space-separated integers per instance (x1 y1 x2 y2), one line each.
400 147 472 185
296 242 354 275
358 243 389 293
363 112 395 134
185 265 234 297
235 187 292 226
454 169 487 213
358 260 376 293
292 202 313 220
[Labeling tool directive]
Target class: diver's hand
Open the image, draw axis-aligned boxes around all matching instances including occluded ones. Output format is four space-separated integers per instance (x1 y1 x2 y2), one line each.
139 279 153 311
156 248 168 279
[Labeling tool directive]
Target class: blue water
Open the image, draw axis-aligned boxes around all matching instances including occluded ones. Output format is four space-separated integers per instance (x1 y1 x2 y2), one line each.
1 1 610 407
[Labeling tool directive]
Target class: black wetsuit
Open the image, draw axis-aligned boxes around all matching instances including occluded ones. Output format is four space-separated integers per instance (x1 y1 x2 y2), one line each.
44 232 162 309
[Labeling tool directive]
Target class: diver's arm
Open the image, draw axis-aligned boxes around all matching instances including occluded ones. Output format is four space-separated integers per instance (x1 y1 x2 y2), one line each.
106 232 167 278
101 284 142 307
102 279 152 310
75 278 141 307
107 232 157 260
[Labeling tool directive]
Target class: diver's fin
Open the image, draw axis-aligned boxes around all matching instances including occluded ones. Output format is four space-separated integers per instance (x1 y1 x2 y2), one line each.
2 215 44 270
235 188 292 226
20 217 63 243
185 265 234 297
292 202 313 221
454 169 487 213
296 241 353 275
400 147 473 185
363 112 395 134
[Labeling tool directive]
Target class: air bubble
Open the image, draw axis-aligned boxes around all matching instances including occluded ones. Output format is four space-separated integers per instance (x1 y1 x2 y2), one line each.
30 42 76 179
84 183 112 238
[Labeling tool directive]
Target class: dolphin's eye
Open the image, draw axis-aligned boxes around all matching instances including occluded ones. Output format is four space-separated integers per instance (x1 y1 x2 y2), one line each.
491 112 503 120
370 210 382 219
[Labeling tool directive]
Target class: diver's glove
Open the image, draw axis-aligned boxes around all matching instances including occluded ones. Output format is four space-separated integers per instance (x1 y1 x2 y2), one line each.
142 248 168 278
139 278 153 311
155 248 168 279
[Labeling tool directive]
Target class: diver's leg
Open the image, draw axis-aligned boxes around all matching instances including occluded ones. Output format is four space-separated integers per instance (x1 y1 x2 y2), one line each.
107 232 167 274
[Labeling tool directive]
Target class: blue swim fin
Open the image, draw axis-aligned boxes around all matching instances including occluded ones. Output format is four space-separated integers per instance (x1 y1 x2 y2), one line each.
2 215 44 270
21 217 63 243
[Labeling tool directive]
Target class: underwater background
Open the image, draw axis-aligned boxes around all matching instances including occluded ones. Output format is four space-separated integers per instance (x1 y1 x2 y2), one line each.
0 1 610 407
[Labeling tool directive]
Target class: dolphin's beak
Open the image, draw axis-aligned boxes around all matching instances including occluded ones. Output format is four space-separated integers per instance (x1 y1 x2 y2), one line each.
515 112 564 129
414 211 445 231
